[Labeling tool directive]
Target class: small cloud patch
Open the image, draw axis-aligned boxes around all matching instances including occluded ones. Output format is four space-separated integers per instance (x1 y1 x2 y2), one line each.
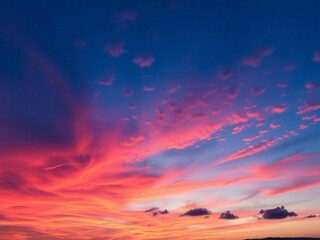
259 206 297 219
219 210 239 219
145 207 169 216
181 208 211 217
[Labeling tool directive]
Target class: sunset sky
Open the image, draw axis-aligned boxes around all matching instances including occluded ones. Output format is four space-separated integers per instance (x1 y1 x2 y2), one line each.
1 1 320 239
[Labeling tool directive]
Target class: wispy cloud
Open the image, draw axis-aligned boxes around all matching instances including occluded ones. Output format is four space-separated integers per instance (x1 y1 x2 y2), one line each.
242 48 274 67
133 55 155 68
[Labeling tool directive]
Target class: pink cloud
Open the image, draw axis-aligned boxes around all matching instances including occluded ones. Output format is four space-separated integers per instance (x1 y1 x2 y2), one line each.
143 86 155 92
270 123 280 129
232 125 248 134
226 85 241 100
162 98 177 111
105 41 126 57
271 105 288 113
268 181 320 196
246 110 264 120
167 84 181 94
299 124 308 130
244 101 257 110
249 86 266 96
133 55 154 68
302 114 320 123
305 83 320 91
243 133 263 143
302 114 318 120
216 70 233 81
297 102 320 114
216 139 276 165
96 74 116 86
260 129 268 134
312 52 320 62
241 47 274 67
122 134 145 147
211 108 220 115
229 113 248 124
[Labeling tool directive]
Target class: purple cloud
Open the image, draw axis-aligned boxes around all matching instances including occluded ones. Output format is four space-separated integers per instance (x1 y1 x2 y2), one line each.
242 48 274 67
167 84 181 94
122 87 134 97
105 41 126 57
96 74 116 86
133 55 155 68
249 86 266 96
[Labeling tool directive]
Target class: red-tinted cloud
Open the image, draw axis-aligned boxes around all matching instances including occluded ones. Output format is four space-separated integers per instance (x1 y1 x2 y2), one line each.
270 123 280 129
113 10 138 22
297 101 320 114
271 105 288 113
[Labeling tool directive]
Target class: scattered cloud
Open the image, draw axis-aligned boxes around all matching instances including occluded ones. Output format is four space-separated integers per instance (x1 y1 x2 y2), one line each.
271 105 288 113
122 134 144 147
249 86 266 96
216 139 276 165
128 104 136 110
167 84 181 94
299 124 308 130
305 214 317 218
133 55 155 68
242 48 274 67
270 123 280 129
105 41 126 57
217 70 233 80
297 101 320 114
259 206 297 219
96 74 116 86
312 52 320 62
227 85 241 100
243 133 263 143
181 208 211 217
122 87 134 97
219 211 239 219
232 125 248 134
143 86 155 92
229 113 248 124
305 83 320 91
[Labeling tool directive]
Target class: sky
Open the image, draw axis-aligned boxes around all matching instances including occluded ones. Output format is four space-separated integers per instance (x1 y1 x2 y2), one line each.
0 0 320 239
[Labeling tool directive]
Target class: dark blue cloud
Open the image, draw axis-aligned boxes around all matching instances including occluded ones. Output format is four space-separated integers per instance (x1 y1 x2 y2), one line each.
220 210 239 219
259 206 297 219
181 208 211 217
